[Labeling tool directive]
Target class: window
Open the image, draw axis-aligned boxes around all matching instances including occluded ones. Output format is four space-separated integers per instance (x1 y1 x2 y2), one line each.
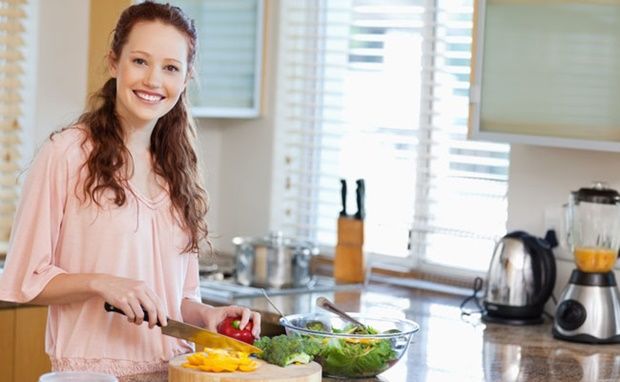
273 0 510 278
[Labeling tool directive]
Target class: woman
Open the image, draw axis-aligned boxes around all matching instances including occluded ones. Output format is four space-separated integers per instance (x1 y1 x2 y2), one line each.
0 1 260 376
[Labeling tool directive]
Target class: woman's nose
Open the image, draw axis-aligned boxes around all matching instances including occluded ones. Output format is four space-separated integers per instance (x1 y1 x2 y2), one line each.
144 67 162 88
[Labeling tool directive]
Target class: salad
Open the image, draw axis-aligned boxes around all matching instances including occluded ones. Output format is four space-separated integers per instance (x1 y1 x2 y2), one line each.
303 321 399 378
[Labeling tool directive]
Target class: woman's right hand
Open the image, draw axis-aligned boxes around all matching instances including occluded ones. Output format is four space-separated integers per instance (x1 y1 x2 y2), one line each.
92 274 167 328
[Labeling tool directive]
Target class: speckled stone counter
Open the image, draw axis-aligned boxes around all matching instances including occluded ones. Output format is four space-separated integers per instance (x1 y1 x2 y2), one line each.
4 255 619 382
115 280 620 382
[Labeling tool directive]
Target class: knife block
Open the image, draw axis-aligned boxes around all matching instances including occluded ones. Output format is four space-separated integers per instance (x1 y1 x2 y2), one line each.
333 216 365 283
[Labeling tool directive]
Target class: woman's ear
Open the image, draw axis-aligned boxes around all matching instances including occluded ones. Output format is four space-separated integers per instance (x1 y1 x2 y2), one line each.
107 51 118 78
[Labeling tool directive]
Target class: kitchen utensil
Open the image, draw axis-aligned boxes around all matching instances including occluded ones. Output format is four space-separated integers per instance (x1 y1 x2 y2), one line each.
354 178 365 220
260 288 292 326
339 178 347 216
233 231 318 289
553 182 620 344
566 182 620 273
482 230 557 325
168 355 321 382
280 311 419 379
103 303 261 354
315 296 365 328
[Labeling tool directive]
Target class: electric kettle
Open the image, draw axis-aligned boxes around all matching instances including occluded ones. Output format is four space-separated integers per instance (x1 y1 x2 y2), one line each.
482 230 557 325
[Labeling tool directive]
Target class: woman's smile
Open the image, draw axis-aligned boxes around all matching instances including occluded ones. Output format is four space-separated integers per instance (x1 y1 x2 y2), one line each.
133 90 165 104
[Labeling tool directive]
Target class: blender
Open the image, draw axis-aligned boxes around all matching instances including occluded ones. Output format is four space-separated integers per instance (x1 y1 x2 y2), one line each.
553 182 620 343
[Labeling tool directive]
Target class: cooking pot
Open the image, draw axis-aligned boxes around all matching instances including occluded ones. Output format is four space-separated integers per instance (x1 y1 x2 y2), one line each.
233 232 319 289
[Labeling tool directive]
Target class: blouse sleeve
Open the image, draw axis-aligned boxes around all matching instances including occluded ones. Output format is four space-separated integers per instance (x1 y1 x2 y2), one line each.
182 254 201 302
0 137 70 302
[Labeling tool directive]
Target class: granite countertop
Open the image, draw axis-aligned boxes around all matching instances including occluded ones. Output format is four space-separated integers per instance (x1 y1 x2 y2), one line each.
121 280 620 382
4 266 620 381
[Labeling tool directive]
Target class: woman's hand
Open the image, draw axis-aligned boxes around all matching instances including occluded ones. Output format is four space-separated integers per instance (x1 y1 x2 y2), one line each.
200 305 261 339
92 274 167 328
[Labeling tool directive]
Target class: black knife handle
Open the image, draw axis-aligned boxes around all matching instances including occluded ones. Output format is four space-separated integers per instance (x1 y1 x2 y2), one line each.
104 302 163 327
354 179 365 220
340 179 347 217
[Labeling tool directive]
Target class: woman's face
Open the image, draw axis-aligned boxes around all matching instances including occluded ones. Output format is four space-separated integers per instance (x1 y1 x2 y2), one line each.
109 21 190 129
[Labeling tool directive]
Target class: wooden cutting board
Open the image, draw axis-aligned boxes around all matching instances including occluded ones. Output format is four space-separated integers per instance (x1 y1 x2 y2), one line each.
168 354 322 382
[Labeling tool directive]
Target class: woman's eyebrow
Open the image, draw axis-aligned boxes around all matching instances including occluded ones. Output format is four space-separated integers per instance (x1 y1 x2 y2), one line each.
129 50 183 64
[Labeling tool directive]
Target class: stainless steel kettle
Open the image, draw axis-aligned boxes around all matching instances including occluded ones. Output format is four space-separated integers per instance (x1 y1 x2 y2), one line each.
482 230 557 325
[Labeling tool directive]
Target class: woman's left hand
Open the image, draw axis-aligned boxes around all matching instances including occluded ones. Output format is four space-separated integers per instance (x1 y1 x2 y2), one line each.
200 305 261 339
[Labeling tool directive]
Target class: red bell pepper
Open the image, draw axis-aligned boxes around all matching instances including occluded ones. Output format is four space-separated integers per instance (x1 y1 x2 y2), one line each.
217 316 255 344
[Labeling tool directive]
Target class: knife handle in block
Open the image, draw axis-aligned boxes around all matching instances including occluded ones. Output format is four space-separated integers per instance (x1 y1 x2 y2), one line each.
334 217 365 283
104 302 164 327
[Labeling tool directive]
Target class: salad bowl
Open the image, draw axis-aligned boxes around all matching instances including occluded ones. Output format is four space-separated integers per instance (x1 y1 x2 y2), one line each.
280 312 420 379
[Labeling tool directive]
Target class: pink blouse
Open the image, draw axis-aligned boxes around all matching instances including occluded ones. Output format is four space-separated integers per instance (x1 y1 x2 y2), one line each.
0 127 201 376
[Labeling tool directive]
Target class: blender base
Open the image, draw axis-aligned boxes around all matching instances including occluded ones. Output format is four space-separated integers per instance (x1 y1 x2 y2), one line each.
553 270 620 344
552 327 620 344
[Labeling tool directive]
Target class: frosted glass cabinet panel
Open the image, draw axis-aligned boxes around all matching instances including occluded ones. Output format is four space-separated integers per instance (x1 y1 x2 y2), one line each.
469 0 620 151
167 0 264 118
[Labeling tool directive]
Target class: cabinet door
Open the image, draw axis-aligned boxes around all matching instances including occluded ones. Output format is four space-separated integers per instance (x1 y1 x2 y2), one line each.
469 0 620 151
14 307 50 382
169 0 265 118
0 308 15 382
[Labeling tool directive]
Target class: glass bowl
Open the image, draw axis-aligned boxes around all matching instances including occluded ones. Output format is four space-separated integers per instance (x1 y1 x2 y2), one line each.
280 312 420 379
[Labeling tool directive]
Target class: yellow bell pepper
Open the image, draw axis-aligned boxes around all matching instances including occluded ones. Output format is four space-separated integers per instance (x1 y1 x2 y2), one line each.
181 347 258 373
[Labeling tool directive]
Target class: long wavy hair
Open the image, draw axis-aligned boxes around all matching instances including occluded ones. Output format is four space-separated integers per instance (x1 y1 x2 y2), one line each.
75 1 208 253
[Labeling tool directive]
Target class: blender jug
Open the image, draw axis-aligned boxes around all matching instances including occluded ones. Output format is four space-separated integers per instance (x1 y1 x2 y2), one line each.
568 182 620 273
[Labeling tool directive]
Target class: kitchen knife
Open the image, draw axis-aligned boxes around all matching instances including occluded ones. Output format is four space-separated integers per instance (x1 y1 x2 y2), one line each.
104 303 262 354
354 179 365 220
340 178 348 217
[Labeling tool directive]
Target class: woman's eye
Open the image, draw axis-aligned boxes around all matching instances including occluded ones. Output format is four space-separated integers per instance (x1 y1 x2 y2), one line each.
165 65 179 72
133 58 147 65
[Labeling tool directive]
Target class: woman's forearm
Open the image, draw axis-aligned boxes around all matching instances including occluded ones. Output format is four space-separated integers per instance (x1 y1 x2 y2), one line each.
181 298 211 327
29 273 104 305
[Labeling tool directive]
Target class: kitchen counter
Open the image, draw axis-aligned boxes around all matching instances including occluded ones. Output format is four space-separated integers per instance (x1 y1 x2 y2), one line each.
119 280 620 382
4 264 620 381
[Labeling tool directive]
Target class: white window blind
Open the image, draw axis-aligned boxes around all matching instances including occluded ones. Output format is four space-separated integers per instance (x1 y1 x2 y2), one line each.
274 0 510 276
0 0 25 243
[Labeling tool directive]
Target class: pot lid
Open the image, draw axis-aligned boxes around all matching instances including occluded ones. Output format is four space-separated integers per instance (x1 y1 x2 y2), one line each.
573 181 620 205
232 231 318 251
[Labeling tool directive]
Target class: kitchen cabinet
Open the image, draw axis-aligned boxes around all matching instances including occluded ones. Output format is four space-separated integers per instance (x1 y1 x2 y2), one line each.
167 0 265 118
0 309 15 382
468 0 620 151
0 306 50 382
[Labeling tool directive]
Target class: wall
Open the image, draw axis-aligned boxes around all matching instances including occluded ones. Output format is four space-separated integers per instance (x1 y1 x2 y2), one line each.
29 0 89 155
194 0 280 255
508 144 620 299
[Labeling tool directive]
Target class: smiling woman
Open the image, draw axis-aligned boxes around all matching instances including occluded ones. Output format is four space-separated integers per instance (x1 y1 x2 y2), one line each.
0 1 261 378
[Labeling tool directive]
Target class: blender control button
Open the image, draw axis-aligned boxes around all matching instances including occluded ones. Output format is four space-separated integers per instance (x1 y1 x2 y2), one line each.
556 299 587 331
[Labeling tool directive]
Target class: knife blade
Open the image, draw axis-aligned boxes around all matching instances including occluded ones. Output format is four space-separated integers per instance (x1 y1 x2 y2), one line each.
104 303 262 354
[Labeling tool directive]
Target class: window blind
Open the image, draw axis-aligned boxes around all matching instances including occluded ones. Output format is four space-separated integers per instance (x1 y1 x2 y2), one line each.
274 0 510 275
0 0 25 243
